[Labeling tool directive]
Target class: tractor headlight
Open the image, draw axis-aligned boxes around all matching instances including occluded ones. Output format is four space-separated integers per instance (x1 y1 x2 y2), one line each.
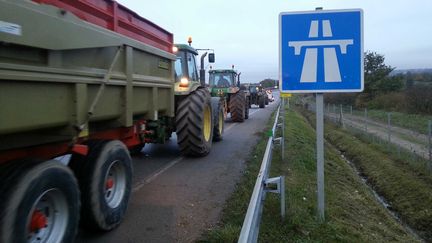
180 77 189 87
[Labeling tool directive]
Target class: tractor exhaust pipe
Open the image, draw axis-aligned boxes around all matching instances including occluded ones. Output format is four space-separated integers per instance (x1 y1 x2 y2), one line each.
200 52 208 87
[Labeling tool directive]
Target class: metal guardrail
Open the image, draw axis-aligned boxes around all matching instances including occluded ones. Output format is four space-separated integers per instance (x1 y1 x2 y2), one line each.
238 103 286 243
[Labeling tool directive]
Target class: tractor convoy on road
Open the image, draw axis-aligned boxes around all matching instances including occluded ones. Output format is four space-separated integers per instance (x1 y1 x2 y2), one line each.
0 0 274 242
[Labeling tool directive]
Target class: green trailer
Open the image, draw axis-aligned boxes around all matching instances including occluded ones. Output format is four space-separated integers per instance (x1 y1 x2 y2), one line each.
0 0 218 242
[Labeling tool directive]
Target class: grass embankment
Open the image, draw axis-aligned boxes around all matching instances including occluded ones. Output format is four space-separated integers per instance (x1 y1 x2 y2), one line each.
303 109 432 241
352 109 432 135
199 108 416 242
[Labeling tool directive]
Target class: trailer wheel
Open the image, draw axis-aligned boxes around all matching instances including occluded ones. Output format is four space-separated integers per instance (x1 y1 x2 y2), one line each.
230 92 246 122
259 95 265 108
265 96 269 105
0 160 80 243
211 98 224 142
176 88 213 156
70 140 132 231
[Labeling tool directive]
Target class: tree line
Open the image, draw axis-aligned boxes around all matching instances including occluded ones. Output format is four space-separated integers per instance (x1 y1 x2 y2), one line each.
325 51 432 114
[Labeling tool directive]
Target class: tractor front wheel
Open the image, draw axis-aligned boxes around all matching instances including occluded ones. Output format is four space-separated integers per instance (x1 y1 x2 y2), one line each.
176 88 213 156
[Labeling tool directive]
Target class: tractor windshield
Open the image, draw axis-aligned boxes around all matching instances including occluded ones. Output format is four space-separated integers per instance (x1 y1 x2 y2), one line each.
249 86 259 93
174 50 198 82
209 73 235 88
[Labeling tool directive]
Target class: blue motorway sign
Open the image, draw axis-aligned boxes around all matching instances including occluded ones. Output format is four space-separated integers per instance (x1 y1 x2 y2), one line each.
279 9 363 93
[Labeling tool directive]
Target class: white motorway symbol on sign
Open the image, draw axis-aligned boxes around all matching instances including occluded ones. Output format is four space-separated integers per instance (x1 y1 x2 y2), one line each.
289 20 353 83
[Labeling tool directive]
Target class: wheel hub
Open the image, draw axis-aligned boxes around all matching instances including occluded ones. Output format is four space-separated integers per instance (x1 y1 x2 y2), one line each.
29 210 47 232
203 105 211 142
104 160 126 208
106 178 114 190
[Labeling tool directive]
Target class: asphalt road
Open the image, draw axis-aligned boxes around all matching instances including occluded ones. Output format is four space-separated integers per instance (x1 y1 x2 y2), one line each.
75 93 279 243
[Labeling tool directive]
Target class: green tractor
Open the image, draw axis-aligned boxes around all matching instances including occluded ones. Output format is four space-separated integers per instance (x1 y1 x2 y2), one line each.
173 43 225 149
208 69 250 125
248 83 267 108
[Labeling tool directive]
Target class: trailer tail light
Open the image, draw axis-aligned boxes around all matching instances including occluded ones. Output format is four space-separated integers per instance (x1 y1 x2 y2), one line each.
71 144 89 156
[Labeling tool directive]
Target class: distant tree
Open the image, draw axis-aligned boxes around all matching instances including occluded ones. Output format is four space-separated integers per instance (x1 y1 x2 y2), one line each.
260 78 277 88
364 51 403 97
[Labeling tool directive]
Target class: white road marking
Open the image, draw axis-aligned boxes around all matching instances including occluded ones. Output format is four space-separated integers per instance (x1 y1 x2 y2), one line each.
133 156 184 192
132 108 264 192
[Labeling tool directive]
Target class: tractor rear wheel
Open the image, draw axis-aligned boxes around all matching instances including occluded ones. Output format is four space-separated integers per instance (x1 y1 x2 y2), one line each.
211 98 224 142
176 88 213 156
245 98 250 119
230 92 246 122
259 95 265 108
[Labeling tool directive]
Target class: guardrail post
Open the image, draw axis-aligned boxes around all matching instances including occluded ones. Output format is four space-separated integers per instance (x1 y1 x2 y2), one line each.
264 176 286 218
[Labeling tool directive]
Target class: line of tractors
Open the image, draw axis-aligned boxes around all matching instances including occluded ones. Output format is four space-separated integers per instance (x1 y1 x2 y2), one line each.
0 1 275 241
207 66 273 124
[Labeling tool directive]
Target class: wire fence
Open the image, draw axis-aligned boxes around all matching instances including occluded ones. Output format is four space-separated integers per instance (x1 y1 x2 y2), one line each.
306 102 432 173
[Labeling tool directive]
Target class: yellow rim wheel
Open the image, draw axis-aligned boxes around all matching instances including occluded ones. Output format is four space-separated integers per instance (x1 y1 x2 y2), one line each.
218 111 223 134
203 105 211 142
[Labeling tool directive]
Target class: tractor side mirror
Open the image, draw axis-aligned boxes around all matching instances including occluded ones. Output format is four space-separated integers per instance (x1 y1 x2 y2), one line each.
208 53 215 63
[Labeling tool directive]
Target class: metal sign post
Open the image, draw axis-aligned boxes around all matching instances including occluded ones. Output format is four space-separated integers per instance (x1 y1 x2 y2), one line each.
316 93 325 220
280 7 363 222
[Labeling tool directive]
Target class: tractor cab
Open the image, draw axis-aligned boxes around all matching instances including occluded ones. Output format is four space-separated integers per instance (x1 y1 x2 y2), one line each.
173 43 214 95
209 69 238 88
249 84 263 93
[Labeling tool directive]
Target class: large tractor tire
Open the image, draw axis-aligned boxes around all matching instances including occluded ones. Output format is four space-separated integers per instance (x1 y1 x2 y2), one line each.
70 140 132 231
211 97 224 142
245 98 250 119
230 92 246 122
0 160 80 243
259 95 265 108
176 88 213 156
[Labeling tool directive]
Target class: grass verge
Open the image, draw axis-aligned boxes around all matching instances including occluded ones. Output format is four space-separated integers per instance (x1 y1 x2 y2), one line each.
199 107 417 242
303 109 432 241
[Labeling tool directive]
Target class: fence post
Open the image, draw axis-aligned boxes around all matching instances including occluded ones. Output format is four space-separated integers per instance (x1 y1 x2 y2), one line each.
364 108 368 133
339 104 344 128
350 105 353 116
428 120 431 170
387 113 391 149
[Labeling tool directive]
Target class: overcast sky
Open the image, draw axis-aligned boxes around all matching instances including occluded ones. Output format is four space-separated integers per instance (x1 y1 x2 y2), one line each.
117 0 432 83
